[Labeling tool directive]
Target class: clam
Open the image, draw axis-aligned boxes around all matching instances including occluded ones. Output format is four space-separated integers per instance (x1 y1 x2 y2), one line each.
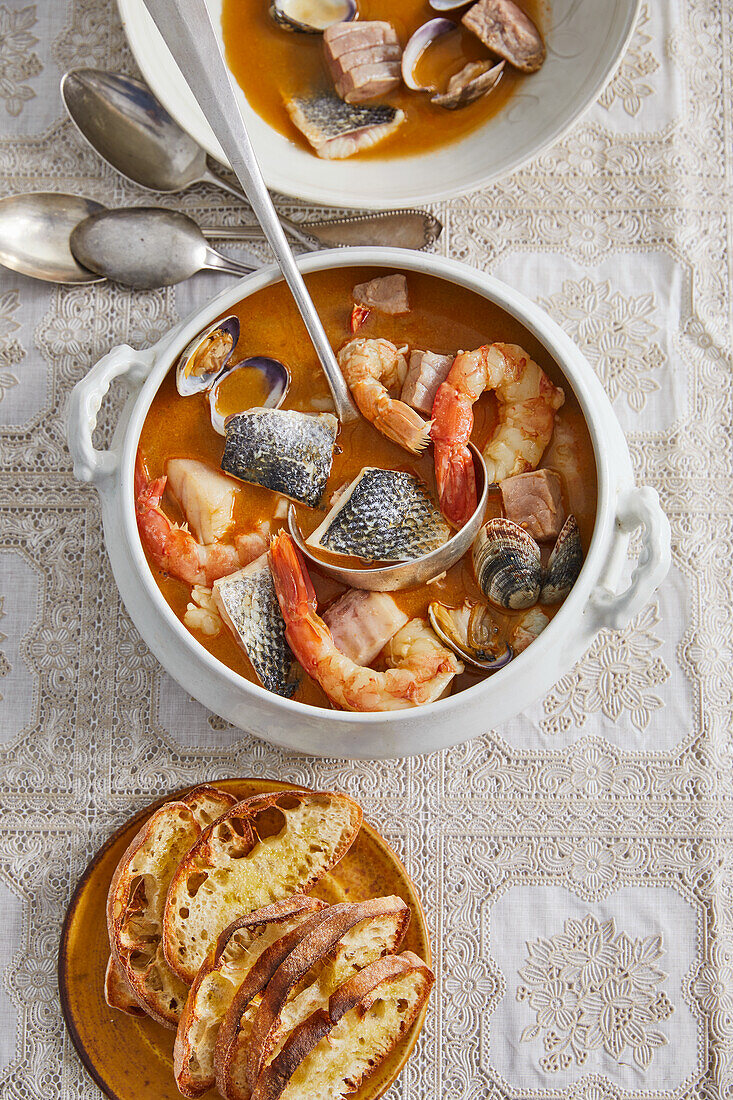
269 0 357 34
428 599 512 670
175 316 239 397
472 517 542 609
431 58 504 109
208 357 290 435
401 18 504 109
540 515 583 604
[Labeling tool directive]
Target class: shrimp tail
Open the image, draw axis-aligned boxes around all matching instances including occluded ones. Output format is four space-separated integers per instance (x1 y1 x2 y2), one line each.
371 396 431 454
136 473 167 515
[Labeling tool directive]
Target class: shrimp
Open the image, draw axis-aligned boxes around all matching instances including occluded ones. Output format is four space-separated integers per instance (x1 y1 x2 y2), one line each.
431 342 565 528
268 531 462 711
337 337 431 454
135 457 267 586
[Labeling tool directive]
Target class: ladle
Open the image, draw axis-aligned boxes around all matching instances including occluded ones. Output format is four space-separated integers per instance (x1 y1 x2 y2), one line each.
287 444 489 591
140 0 358 424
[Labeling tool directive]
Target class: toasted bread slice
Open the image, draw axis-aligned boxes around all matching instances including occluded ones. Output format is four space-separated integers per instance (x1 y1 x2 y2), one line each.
107 801 200 1028
104 955 145 1017
164 790 362 983
183 784 238 827
215 897 410 1100
249 953 433 1100
174 896 327 1098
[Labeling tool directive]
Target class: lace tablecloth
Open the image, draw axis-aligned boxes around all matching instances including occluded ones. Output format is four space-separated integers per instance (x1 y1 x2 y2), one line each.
1 1 731 1098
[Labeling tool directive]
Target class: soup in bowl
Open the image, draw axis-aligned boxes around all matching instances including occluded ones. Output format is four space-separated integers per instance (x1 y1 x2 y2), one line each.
68 249 669 757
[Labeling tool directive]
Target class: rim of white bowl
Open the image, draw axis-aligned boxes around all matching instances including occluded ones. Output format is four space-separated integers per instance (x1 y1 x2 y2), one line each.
122 248 615 723
116 0 642 208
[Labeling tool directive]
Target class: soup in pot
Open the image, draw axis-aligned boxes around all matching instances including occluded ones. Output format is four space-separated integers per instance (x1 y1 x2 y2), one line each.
136 267 597 712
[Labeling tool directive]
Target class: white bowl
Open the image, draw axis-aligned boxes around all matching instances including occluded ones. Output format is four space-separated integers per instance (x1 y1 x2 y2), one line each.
117 0 641 208
67 248 669 758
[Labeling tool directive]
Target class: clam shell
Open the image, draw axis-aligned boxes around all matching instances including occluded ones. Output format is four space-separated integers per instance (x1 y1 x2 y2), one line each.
175 316 239 398
208 357 290 435
401 18 455 92
431 58 504 109
428 599 512 670
540 515 583 604
270 0 357 33
472 517 542 609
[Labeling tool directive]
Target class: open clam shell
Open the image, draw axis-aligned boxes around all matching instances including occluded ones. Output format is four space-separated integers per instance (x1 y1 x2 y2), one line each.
269 0 357 33
540 515 583 604
208 357 290 435
473 517 542 609
402 17 504 108
428 599 512 670
175 316 240 398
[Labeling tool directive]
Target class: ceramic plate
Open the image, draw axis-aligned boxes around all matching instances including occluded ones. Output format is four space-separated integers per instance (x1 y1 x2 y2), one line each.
58 778 431 1100
116 0 640 208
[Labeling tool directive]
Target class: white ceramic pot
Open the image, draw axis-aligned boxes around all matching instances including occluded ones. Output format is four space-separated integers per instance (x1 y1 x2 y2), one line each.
117 0 641 208
67 249 670 758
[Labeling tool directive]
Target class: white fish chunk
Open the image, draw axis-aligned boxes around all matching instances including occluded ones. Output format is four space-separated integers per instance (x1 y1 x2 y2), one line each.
165 458 239 545
401 349 453 415
352 274 409 315
323 590 408 665
308 467 451 562
462 0 545 73
213 554 300 697
221 409 338 508
285 92 405 159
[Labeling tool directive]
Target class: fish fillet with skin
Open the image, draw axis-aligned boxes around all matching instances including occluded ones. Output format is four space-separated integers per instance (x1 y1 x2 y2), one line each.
285 92 405 159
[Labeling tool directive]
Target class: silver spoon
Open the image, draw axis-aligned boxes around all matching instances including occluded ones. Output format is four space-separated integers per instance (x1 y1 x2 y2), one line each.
70 206 257 288
0 192 106 284
60 68 319 253
141 0 358 424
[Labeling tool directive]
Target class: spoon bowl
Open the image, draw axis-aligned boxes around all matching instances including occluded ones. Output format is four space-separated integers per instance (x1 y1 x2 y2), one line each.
69 207 257 288
0 192 106 284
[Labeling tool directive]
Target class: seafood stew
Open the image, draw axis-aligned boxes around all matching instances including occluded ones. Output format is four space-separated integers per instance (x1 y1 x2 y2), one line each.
136 266 597 712
221 0 547 160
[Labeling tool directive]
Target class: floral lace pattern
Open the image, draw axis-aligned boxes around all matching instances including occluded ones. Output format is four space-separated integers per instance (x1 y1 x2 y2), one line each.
538 278 663 412
516 915 674 1072
0 5 42 116
0 1 732 1099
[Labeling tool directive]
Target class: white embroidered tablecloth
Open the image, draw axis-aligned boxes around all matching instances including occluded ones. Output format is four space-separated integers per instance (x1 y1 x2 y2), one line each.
0 2 731 1098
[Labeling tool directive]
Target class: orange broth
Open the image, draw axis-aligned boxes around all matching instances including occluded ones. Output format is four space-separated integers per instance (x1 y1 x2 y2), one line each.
221 0 547 160
137 266 597 709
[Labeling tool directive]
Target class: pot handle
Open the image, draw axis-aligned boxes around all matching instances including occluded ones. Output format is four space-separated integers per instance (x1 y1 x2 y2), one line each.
67 344 153 486
586 486 671 632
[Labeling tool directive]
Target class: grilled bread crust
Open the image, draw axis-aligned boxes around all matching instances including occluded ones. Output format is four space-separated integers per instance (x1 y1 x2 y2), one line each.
246 896 411 1088
249 953 434 1100
104 955 145 1017
214 898 410 1100
107 801 200 1028
163 790 363 984
183 785 238 828
106 786 235 1028
173 896 327 1098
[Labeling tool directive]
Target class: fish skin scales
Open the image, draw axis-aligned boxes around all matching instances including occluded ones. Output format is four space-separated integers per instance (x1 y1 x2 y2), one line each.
221 409 337 508
309 468 451 562
284 92 405 159
213 557 299 698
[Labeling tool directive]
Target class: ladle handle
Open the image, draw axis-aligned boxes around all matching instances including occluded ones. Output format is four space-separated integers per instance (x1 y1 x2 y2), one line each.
200 168 320 252
141 0 358 424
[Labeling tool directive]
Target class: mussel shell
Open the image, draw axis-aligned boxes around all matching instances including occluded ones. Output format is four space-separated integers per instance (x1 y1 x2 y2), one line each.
428 599 513 670
430 58 504 109
208 357 290 435
472 517 542 610
401 18 455 92
269 0 357 33
175 316 240 397
540 515 583 604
